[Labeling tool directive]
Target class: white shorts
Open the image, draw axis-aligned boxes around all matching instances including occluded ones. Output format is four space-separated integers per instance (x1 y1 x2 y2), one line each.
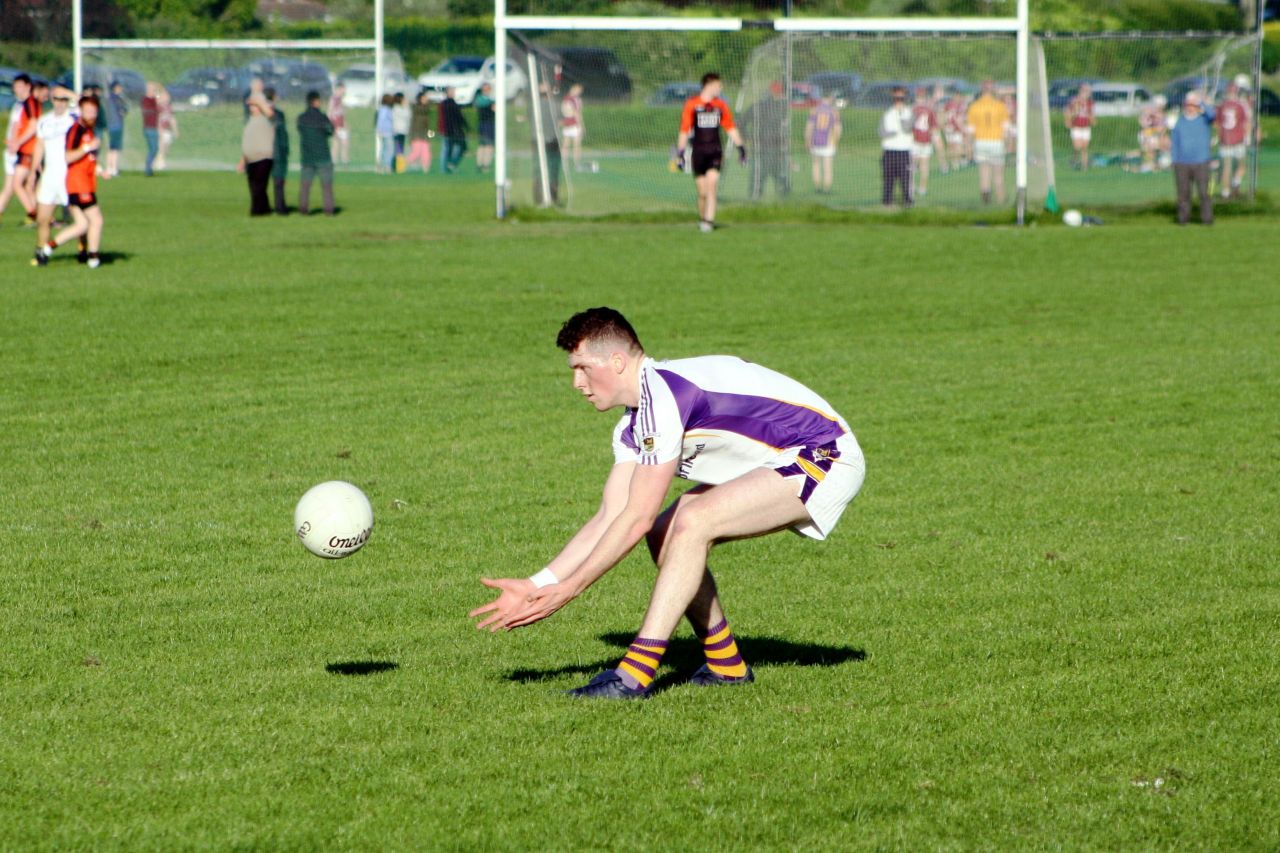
36 170 68 207
335 128 349 141
945 130 964 146
974 140 1005 166
161 130 174 146
562 125 581 139
1070 127 1092 144
809 145 835 158
3 151 15 176
771 432 865 541
1219 144 1246 160
912 142 933 159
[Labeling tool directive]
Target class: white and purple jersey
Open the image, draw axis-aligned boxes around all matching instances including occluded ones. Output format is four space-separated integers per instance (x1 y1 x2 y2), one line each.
807 104 839 149
612 355 852 486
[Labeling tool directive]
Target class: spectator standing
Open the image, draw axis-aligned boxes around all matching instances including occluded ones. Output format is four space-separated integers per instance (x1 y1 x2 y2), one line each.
407 91 434 172
805 92 841 194
966 80 1010 205
238 92 275 216
392 93 411 159
878 86 913 207
105 81 127 177
742 81 789 200
474 83 496 174
1171 91 1215 226
267 88 289 214
1215 81 1251 199
375 94 395 175
1065 83 1094 171
140 82 160 176
328 84 349 164
296 91 336 216
154 87 177 171
440 88 468 173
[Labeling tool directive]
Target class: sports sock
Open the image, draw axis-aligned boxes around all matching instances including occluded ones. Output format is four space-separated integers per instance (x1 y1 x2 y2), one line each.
701 619 748 679
616 637 668 690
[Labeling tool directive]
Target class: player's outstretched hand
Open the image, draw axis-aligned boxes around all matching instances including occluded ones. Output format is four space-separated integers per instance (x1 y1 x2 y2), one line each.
469 577 534 632
503 583 579 630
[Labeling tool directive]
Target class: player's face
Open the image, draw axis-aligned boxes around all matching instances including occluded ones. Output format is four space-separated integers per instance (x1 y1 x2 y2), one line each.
14 80 30 100
81 102 98 124
568 343 625 411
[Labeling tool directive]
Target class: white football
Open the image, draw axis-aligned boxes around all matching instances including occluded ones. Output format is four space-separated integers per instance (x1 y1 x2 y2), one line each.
1063 209 1083 228
294 481 374 559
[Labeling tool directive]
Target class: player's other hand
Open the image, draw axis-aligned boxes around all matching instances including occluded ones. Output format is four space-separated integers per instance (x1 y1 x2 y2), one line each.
469 577 535 632
737 145 748 165
675 148 687 172
503 582 579 630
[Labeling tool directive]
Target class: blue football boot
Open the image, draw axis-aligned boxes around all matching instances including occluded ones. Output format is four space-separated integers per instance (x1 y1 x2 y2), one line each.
567 670 649 700
688 663 755 687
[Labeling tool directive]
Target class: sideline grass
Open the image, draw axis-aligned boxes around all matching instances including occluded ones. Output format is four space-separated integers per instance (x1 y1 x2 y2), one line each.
1 173 1278 849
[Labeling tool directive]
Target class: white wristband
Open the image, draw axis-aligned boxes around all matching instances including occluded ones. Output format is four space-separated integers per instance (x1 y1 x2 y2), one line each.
529 567 558 589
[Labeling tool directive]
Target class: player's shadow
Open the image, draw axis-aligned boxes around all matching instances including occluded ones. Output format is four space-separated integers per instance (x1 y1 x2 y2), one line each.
505 633 865 692
325 660 399 676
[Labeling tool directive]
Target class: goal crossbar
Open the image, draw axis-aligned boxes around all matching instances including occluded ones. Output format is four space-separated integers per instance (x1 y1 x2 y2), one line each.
81 39 378 49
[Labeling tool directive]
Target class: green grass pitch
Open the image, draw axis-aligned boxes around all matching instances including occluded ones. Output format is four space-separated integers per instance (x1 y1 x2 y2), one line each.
1 171 1278 849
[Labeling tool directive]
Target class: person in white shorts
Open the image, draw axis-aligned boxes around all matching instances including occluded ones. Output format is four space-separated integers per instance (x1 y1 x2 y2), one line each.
560 84 584 171
0 99 23 226
470 307 866 699
805 93 841 193
30 86 79 267
1065 84 1094 171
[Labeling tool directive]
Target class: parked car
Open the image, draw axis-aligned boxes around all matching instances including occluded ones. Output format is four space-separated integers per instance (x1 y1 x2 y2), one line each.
1048 77 1104 110
417 56 526 105
551 47 632 102
1163 75 1230 109
242 59 332 102
57 65 146 101
1260 87 1280 115
912 76 976 99
649 82 701 106
1089 82 1155 117
854 81 912 109
789 82 821 109
167 67 248 110
0 80 12 111
806 71 861 106
336 64 413 108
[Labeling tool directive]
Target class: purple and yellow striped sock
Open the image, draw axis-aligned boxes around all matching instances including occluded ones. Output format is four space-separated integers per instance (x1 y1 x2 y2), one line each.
702 619 748 679
616 637 668 690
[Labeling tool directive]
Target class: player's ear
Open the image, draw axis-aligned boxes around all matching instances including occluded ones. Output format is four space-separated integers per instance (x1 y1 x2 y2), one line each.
610 351 626 373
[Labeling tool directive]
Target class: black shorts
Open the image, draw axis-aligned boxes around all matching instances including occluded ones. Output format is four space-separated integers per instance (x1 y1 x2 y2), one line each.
16 152 34 169
691 147 723 177
68 192 98 209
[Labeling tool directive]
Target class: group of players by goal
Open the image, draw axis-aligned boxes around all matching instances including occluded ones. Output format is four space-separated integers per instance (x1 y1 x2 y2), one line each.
2 74 107 268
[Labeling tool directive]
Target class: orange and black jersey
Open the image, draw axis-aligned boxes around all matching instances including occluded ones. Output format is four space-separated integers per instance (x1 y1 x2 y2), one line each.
16 96 42 155
66 121 98 196
680 96 735 150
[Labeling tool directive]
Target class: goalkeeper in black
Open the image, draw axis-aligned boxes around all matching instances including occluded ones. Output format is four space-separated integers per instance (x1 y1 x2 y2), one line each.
676 73 746 233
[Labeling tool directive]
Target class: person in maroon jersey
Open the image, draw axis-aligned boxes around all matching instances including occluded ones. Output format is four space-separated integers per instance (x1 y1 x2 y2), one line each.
1215 81 1251 199
676 73 746 233
1065 83 1094 171
909 87 940 199
942 91 970 168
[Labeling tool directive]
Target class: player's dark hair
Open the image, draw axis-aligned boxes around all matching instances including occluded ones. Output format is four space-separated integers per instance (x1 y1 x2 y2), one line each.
701 72 721 88
557 308 643 355
79 94 100 109
15 73 32 85
263 86 277 101
306 90 322 104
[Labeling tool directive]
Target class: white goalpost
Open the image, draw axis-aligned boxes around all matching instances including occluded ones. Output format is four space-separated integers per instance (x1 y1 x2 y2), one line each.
494 1 1031 222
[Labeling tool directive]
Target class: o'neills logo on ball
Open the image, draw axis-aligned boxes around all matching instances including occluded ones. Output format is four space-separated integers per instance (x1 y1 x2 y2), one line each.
329 527 371 550
296 521 312 540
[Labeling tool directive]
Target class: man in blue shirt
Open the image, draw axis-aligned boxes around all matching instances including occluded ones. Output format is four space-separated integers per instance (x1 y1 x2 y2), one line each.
1170 91 1215 225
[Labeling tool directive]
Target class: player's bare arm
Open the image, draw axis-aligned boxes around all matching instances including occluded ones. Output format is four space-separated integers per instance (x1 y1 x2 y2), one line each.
469 460 634 631
502 459 677 629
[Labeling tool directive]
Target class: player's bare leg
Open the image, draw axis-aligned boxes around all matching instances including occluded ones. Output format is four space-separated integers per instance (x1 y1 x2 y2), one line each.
636 467 808 644
14 165 36 222
811 156 821 191
821 156 834 192
913 155 930 197
647 486 727 634
978 163 992 204
51 205 88 248
0 173 15 222
993 162 1005 204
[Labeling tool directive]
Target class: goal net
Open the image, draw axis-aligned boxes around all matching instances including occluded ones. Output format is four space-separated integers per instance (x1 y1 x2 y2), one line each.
78 41 382 171
497 11 1037 219
1035 31 1264 211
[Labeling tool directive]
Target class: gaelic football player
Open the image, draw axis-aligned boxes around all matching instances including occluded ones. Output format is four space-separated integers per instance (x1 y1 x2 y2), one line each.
967 80 1010 205
676 73 746 233
38 95 104 268
1065 83 1094 171
1215 81 1251 199
805 92 841 193
909 87 939 198
29 86 79 268
470 308 865 699
3 74 41 227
